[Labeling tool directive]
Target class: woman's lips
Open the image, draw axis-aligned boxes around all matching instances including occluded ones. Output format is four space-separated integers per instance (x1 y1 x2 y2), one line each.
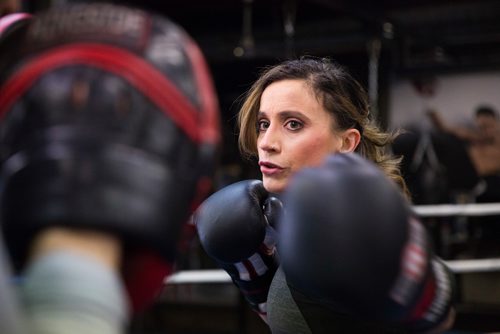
259 161 284 176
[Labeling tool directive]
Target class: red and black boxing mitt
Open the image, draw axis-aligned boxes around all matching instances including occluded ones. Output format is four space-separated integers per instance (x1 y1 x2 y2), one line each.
0 2 220 312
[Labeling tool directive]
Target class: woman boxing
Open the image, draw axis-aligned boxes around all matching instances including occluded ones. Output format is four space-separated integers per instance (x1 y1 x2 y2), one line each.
196 57 455 333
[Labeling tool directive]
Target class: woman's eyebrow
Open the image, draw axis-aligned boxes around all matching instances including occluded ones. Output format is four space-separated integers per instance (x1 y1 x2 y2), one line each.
278 110 308 121
258 110 310 122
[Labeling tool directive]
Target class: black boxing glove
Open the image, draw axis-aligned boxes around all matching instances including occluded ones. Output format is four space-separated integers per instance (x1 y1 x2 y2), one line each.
195 180 282 317
279 153 454 332
0 3 220 312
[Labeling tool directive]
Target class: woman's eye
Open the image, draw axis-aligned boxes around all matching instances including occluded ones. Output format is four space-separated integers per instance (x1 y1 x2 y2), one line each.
286 120 303 130
257 120 269 131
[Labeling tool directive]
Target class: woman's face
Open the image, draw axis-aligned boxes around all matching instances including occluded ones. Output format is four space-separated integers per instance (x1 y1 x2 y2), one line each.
257 79 347 193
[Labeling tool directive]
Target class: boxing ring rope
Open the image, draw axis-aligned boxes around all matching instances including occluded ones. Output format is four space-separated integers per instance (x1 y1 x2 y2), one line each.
166 269 232 284
165 260 500 284
165 202 500 285
413 202 500 217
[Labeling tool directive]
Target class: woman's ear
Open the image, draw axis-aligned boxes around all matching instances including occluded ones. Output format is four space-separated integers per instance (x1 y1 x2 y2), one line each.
340 128 361 153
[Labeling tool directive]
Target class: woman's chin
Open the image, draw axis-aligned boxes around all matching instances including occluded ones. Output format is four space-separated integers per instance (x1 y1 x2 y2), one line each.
262 178 287 194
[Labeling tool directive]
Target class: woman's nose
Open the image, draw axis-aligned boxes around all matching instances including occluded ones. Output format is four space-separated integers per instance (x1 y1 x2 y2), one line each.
258 127 280 152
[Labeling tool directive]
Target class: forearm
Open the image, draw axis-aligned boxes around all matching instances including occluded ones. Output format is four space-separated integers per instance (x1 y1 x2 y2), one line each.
20 229 129 334
447 127 481 143
427 110 479 143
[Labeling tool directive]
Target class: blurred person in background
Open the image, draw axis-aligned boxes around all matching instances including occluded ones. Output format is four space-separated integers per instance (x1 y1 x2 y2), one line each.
428 106 500 256
428 105 500 183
